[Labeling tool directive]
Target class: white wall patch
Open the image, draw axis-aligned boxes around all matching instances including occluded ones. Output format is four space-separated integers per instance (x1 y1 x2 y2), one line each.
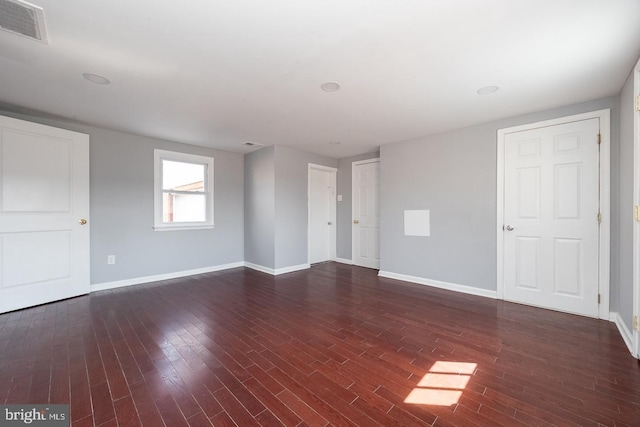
404 210 430 236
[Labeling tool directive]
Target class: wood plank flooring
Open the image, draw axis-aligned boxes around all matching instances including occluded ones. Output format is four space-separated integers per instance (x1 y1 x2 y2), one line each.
1 262 639 426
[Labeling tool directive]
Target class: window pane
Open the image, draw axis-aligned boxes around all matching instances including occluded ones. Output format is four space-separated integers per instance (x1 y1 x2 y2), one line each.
162 193 206 223
154 149 214 230
162 160 205 191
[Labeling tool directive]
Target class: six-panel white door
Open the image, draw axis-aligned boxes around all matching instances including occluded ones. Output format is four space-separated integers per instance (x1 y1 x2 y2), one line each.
353 160 380 269
0 115 90 314
308 166 336 264
503 118 600 317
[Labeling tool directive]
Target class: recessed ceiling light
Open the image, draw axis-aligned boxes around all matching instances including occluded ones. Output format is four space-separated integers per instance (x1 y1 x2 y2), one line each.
477 85 499 95
83 73 110 85
320 81 341 92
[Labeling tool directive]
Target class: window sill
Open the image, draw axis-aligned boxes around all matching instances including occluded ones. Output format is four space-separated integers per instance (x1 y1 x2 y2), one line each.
153 224 215 232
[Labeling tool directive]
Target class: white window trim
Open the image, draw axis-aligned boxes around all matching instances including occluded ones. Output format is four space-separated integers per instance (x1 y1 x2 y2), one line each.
154 149 214 231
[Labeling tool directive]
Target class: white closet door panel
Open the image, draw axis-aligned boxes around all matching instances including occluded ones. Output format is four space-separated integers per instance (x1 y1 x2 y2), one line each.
0 115 89 314
504 118 599 317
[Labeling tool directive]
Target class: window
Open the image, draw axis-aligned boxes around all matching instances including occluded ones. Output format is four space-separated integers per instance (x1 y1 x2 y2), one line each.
154 149 214 231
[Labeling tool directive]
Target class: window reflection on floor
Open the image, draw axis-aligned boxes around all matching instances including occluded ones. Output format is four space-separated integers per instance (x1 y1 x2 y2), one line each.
404 361 477 406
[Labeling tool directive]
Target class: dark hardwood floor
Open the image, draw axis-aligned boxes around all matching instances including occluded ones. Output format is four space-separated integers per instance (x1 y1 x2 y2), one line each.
1 263 639 426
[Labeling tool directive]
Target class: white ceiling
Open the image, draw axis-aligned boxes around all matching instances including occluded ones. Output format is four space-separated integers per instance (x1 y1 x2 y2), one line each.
1 0 639 159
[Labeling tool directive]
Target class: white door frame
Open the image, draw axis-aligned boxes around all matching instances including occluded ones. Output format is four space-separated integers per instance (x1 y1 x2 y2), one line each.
352 158 380 266
308 163 337 264
633 58 640 358
496 109 611 320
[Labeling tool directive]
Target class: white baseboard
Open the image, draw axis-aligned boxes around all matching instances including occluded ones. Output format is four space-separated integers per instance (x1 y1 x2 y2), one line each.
378 270 497 299
610 312 634 355
244 262 274 275
275 263 310 275
91 262 245 292
244 262 310 276
333 257 353 265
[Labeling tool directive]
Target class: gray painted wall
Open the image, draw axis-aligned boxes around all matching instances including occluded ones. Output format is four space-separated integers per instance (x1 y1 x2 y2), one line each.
379 96 620 293
243 145 336 270
274 146 336 269
1 90 631 318
244 146 276 268
336 152 380 260
0 110 245 284
618 70 635 330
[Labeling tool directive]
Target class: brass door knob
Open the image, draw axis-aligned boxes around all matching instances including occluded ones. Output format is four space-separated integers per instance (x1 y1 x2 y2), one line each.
78 219 87 225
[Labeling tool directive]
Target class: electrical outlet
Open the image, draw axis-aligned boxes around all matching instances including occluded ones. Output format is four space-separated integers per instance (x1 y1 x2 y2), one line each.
107 255 116 265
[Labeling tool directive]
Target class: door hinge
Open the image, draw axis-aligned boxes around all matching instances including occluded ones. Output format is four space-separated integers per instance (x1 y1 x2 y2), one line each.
635 205 640 222
597 212 602 224
636 95 640 112
598 294 601 304
634 315 639 331
597 133 601 144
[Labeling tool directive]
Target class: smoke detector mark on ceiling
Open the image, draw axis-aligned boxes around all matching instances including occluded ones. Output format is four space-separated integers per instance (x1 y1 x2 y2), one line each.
477 85 499 95
243 141 263 147
0 0 48 43
83 73 110 85
320 82 341 92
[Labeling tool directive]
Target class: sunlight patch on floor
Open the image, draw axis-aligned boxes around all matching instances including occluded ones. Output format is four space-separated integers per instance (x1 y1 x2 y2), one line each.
404 361 477 406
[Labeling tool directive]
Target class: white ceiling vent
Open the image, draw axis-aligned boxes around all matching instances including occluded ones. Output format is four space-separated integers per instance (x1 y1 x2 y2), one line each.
0 0 48 43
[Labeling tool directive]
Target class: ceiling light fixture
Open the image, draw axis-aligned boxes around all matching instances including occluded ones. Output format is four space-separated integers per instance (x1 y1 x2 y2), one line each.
83 73 110 85
321 81 341 92
477 85 499 95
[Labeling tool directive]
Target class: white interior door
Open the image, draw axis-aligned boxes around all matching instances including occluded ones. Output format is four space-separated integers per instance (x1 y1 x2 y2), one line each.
503 118 600 317
0 115 90 314
353 159 380 269
308 165 336 264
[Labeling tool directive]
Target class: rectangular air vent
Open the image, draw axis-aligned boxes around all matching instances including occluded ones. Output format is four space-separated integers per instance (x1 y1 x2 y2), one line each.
0 0 48 43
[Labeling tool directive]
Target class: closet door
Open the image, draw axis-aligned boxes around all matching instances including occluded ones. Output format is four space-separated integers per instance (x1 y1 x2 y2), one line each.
0 115 90 313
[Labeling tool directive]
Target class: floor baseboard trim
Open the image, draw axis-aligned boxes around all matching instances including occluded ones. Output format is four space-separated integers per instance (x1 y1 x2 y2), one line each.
244 262 274 275
245 262 310 276
275 263 310 275
333 257 353 265
91 261 245 292
610 312 634 355
378 270 497 299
